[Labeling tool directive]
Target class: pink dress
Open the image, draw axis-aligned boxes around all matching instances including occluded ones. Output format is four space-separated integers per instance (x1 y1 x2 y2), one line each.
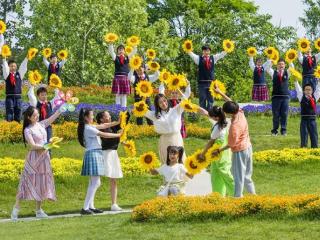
16 120 56 201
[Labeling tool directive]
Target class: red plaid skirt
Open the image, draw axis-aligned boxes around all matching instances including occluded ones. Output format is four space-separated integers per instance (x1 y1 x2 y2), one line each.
252 85 269 101
112 75 131 94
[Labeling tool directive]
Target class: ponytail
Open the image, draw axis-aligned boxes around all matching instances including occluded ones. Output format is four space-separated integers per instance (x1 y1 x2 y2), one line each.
77 108 92 147
208 106 227 130
22 106 37 147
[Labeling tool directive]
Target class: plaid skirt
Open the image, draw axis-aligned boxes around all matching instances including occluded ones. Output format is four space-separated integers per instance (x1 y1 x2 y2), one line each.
252 85 269 101
112 75 131 94
81 149 105 176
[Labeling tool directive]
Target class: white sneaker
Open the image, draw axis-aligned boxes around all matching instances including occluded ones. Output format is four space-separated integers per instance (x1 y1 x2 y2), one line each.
11 207 19 221
110 204 122 211
36 209 48 218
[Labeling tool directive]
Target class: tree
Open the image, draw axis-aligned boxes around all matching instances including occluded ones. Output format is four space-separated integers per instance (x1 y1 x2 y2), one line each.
300 0 320 39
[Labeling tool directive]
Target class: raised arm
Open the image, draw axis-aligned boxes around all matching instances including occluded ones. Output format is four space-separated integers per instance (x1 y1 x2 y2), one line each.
2 58 9 79
27 85 37 107
149 70 160 83
215 86 232 102
43 57 49 68
262 59 271 69
266 63 274 77
95 121 120 130
294 80 303 102
18 58 28 79
298 51 303 64
58 59 67 68
213 51 227 63
314 79 320 101
315 52 320 64
108 44 116 61
98 131 121 139
187 51 199 65
159 83 165 94
0 34 4 54
249 57 255 71
288 63 294 78
50 88 61 109
128 46 137 59
128 70 135 84
41 108 62 127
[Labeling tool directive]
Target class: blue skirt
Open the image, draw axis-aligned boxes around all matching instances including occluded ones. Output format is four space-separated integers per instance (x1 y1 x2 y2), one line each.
81 149 104 176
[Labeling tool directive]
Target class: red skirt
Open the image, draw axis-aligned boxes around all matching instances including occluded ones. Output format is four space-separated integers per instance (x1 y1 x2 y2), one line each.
112 75 131 95
252 85 269 101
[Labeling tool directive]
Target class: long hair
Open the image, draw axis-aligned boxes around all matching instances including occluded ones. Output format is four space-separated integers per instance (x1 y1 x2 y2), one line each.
166 146 184 166
208 106 228 130
96 111 105 124
22 106 37 146
77 108 92 147
154 94 170 119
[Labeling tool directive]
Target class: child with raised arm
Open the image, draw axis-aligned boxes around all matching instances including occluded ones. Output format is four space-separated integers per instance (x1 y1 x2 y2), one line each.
43 54 67 82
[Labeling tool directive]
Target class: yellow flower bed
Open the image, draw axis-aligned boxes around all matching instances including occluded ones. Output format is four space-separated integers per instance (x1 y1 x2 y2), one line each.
132 193 320 221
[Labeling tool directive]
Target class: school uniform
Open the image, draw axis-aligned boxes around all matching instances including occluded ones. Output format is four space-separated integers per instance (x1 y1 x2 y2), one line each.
43 57 66 82
298 52 320 91
249 57 270 101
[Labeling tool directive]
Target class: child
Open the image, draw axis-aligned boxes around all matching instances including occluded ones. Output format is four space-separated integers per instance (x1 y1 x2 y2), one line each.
150 146 193 196
298 48 320 90
96 111 129 211
11 105 63 220
249 57 270 101
77 108 122 215
211 86 255 198
200 106 234 197
187 44 227 110
295 80 320 148
108 44 137 108
266 59 294 136
43 53 67 82
128 64 159 125
168 89 187 138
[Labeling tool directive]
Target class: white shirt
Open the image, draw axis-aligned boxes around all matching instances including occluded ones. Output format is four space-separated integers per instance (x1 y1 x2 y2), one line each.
298 51 320 64
107 44 137 61
128 70 160 84
210 123 228 140
266 62 294 78
2 58 28 80
249 57 271 71
187 51 227 65
157 164 187 183
43 57 67 69
27 86 60 109
295 80 320 102
84 125 101 151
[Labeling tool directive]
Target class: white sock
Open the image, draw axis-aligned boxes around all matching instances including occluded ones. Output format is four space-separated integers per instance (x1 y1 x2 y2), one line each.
115 95 121 105
83 176 101 210
120 94 127 108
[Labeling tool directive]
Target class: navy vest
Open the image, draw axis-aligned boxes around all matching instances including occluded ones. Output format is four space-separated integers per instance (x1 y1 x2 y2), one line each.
272 70 289 96
36 101 53 121
198 55 215 83
253 66 266 84
5 72 22 95
48 63 61 80
114 55 129 75
302 55 317 76
301 95 317 119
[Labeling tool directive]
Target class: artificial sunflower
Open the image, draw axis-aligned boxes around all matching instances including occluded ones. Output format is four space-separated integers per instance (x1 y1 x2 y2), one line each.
314 38 320 51
209 80 226 100
264 47 276 58
129 55 143 70
119 111 127 129
104 33 119 43
139 151 158 170
193 149 211 169
159 69 171 83
180 99 199 113
27 48 38 61
146 49 156 60
42 48 52 58
49 74 62 88
132 100 149 117
1 45 11 58
247 47 257 57
120 125 129 143
297 38 310 53
289 67 302 81
285 49 298 63
205 143 222 163
28 70 43 86
123 140 136 157
314 65 320 79
271 50 280 65
125 45 133 55
68 97 79 105
0 20 6 34
185 155 202 175
182 40 193 53
135 80 154 98
57 49 68 60
166 73 187 91
223 39 235 53
147 61 160 72
127 35 140 47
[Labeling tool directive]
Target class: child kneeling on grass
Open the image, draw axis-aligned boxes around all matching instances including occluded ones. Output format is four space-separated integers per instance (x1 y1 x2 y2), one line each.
150 146 193 196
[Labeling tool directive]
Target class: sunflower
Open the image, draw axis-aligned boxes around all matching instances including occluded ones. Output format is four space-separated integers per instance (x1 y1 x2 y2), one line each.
193 149 211 169
209 80 226 100
27 48 38 61
104 33 119 43
42 48 52 58
68 97 79 105
0 20 6 34
147 61 160 72
314 65 320 79
120 125 129 143
129 55 143 70
49 74 62 88
1 45 11 58
57 49 68 60
139 151 158 170
289 67 302 81
135 80 154 98
28 70 43 86
146 49 156 60
271 50 280 65
264 46 276 58
297 38 310 53
159 69 171 83
123 140 136 157
285 49 298 63
223 39 235 53
180 99 199 113
314 38 320 51
132 100 149 117
125 45 133 55
166 73 187 91
182 40 193 53
185 155 202 175
205 143 222 163
127 35 140 47
247 47 257 57
119 111 127 129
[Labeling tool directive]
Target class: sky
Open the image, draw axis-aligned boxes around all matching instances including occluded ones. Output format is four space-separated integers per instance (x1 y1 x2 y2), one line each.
253 0 307 37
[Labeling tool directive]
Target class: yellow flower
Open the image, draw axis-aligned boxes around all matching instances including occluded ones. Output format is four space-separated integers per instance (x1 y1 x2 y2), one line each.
159 69 171 83
57 49 68 60
27 48 38 61
0 20 6 34
314 38 320 51
180 99 199 113
297 38 310 53
135 80 154 98
271 50 279 65
185 155 202 175
42 48 52 58
285 49 298 63
193 149 210 169
146 49 156 60
264 47 276 58
49 74 62 88
132 100 149 117
120 125 129 143
314 65 320 79
125 45 133 55
182 40 193 53
28 70 43 86
68 97 79 105
1 45 11 58
119 111 127 129
139 151 158 170
123 140 136 157
247 47 257 57
205 143 222 163
289 67 302 81
166 73 187 91
223 39 235 53
127 35 140 47
147 61 160 72
129 55 143 70
209 80 226 100
104 33 119 43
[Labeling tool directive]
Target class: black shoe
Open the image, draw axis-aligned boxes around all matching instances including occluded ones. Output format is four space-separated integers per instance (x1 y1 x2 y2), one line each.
80 208 93 215
89 208 104 214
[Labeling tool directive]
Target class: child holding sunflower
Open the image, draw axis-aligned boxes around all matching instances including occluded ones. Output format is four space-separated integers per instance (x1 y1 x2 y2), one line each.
150 146 193 196
43 53 67 83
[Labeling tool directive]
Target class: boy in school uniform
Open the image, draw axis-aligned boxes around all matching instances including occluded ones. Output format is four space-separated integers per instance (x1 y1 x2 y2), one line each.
43 53 67 82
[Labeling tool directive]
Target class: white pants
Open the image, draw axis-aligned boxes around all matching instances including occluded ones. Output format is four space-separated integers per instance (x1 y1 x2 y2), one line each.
83 176 101 210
